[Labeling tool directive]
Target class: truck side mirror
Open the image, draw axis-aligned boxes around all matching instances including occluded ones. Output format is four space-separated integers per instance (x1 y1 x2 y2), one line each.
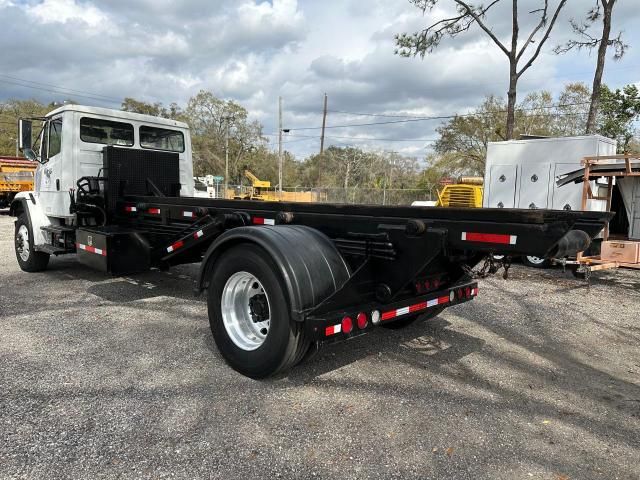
18 119 38 162
19 119 32 150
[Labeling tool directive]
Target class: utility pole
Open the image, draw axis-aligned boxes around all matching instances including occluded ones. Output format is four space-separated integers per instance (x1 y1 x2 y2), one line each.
278 96 283 196
318 93 328 186
224 117 230 199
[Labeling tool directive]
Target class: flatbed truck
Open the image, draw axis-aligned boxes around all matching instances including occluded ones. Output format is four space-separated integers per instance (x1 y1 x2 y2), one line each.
10 105 611 378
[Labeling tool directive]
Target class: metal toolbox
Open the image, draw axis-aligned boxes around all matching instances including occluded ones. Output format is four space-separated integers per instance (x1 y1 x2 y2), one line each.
76 227 151 274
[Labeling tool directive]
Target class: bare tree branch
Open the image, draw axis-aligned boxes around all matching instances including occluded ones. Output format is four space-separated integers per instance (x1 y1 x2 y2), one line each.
517 0 567 78
517 0 548 61
453 0 509 56
397 1 568 140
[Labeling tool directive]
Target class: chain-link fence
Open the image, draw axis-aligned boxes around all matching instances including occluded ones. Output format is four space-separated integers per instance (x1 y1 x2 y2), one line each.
210 185 437 206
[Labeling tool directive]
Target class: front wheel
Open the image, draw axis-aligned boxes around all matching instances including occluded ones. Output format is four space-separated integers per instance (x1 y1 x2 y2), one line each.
15 214 49 272
207 244 309 378
522 255 551 269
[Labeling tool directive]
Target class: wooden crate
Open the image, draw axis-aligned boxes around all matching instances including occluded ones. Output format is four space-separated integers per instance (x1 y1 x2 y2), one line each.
600 240 640 264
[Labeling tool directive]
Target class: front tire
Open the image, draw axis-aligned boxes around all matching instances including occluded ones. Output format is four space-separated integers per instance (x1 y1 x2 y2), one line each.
15 214 49 272
207 244 309 378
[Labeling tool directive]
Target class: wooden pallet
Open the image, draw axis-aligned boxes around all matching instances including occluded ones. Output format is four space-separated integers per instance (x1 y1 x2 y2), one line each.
577 255 640 271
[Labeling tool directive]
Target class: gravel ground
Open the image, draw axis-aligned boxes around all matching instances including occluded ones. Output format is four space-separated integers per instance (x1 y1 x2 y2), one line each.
0 212 639 480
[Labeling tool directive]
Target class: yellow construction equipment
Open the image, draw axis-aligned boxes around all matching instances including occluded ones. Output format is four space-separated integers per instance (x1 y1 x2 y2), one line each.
232 169 319 203
435 176 483 208
234 170 280 201
0 156 36 208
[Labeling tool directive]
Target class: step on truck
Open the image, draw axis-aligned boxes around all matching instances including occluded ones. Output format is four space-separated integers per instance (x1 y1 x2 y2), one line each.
10 105 612 378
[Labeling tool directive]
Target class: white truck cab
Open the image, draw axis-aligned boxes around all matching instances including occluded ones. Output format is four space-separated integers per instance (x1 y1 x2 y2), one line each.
12 105 195 259
18 105 194 221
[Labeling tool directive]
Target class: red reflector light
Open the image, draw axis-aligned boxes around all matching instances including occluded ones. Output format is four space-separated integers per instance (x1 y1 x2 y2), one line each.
465 287 471 297
456 289 463 299
356 312 368 329
424 280 431 290
341 316 353 334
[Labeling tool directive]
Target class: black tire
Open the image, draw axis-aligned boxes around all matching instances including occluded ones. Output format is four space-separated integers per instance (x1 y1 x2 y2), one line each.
207 244 309 378
15 214 49 272
522 255 551 269
381 307 444 330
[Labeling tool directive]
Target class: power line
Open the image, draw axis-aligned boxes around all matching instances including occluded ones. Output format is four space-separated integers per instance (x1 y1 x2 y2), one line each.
0 78 121 105
0 74 122 103
264 132 438 142
265 136 316 147
327 101 592 119
289 102 593 130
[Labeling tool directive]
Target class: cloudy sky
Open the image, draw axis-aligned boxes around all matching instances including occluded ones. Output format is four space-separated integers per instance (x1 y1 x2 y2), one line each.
1 0 639 159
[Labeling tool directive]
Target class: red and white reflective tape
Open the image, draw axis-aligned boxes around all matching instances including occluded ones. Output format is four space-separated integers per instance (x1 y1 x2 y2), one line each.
252 217 275 226
471 287 478 296
76 242 106 257
461 231 517 245
183 211 195 218
193 230 204 239
325 324 342 336
124 206 137 212
166 240 184 253
148 208 161 215
381 295 450 322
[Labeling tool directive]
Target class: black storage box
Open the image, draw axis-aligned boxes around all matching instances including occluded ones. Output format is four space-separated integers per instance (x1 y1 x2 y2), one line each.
76 226 151 275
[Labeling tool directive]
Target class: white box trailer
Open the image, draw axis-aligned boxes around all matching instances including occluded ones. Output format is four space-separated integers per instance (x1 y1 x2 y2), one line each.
483 135 617 212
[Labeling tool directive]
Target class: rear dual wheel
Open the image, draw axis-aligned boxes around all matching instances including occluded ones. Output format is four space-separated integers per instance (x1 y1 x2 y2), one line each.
207 244 310 378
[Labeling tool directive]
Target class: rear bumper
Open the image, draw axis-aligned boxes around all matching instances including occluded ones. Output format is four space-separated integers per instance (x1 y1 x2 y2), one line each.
305 280 478 343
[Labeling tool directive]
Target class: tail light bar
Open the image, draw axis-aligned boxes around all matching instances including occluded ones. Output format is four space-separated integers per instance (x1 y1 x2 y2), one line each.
321 282 478 338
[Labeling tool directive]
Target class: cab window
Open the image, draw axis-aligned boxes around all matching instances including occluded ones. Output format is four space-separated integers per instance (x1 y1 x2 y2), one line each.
37 122 47 161
48 118 63 157
140 126 185 152
80 117 134 146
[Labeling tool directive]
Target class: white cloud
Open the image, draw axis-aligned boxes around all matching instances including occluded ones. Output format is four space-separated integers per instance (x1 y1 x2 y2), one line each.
147 31 190 56
238 0 304 30
26 0 109 29
1 0 639 159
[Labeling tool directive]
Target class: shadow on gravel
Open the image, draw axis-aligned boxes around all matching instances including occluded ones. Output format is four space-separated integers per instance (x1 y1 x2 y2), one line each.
287 317 486 383
452 290 640 444
86 275 204 303
585 273 640 290
44 255 202 303
513 263 640 291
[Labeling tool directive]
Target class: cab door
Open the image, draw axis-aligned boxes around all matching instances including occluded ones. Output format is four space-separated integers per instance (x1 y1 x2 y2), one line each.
37 116 67 217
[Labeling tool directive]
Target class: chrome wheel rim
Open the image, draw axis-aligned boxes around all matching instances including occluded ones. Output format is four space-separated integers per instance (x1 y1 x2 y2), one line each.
221 271 271 351
526 256 546 265
17 225 30 262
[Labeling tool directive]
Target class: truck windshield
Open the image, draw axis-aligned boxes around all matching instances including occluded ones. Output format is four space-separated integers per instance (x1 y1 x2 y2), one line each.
140 126 184 153
80 117 134 146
